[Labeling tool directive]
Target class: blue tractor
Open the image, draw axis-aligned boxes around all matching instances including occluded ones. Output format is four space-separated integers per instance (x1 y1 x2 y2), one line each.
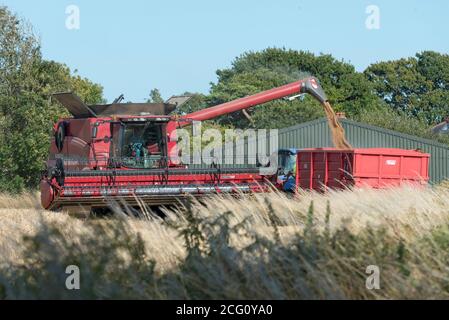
277 148 299 192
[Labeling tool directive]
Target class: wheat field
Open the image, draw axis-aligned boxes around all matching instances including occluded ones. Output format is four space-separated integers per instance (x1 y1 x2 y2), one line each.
1 186 449 299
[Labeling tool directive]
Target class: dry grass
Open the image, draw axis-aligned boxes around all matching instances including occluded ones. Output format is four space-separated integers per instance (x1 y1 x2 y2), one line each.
1 185 449 299
186 185 449 240
2 186 447 267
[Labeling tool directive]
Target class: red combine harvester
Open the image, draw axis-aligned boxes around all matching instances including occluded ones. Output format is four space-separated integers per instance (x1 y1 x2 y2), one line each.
41 77 329 213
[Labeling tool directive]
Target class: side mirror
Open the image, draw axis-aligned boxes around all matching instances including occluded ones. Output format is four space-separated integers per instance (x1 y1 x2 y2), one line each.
92 124 98 139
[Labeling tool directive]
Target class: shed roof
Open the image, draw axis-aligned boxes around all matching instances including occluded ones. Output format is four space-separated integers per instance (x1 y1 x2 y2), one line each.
280 117 449 150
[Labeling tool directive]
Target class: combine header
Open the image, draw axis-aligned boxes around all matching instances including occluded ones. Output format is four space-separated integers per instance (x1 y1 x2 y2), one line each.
41 77 328 212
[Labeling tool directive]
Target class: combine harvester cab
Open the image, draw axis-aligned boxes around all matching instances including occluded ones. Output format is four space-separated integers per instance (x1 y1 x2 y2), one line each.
41 77 330 213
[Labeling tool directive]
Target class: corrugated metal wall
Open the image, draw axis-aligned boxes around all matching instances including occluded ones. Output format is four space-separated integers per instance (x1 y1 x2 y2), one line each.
278 118 333 148
278 118 449 183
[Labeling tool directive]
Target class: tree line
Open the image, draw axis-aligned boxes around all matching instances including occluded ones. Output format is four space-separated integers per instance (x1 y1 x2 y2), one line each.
1 6 449 192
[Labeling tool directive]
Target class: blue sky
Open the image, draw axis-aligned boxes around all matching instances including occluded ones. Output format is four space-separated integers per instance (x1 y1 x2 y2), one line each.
1 0 448 103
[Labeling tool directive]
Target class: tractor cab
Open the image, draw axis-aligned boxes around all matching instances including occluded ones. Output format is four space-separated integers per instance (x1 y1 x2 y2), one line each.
277 148 299 192
278 148 298 175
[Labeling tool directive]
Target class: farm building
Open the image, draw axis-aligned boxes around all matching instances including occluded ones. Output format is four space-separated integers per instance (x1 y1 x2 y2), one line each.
278 118 449 184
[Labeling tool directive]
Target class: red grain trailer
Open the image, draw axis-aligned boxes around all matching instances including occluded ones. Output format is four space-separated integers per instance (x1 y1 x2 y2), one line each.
295 148 430 191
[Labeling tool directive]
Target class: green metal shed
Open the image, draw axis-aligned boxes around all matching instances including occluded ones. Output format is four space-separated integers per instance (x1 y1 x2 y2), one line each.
279 118 449 184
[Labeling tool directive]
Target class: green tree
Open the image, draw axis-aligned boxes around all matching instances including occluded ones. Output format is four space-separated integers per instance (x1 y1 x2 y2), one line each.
364 51 449 124
69 72 105 105
353 103 449 145
207 48 381 129
147 88 164 103
0 7 104 192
